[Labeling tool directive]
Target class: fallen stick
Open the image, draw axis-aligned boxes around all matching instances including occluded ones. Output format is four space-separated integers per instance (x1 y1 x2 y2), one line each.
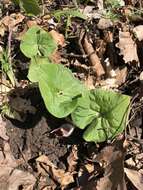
83 35 105 78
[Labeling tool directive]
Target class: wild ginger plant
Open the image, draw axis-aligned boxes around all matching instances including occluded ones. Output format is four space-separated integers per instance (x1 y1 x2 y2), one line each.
20 26 131 143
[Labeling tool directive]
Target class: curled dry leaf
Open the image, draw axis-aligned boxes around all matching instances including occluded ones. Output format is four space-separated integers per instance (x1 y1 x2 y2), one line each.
85 163 94 174
115 66 128 86
17 21 38 40
48 30 65 63
124 168 143 190
95 137 127 190
133 25 143 41
3 0 11 4
49 30 65 47
82 6 101 20
97 65 127 89
83 35 105 78
97 0 104 10
97 78 118 89
0 142 17 168
125 157 136 167
0 141 35 190
26 20 37 28
82 6 95 18
49 51 62 64
0 23 6 36
84 75 95 89
0 78 12 107
67 145 78 172
0 115 9 141
77 136 127 190
139 71 143 83
36 155 74 188
37 175 56 190
8 169 36 190
97 18 113 30
116 31 139 64
0 166 13 190
1 13 25 30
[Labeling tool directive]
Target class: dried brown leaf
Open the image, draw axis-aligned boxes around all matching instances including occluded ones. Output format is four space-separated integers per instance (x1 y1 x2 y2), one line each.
0 140 35 190
97 18 113 30
140 71 143 82
133 25 143 41
49 51 62 64
37 155 74 188
8 169 36 190
96 78 118 89
1 13 25 30
49 30 65 47
0 24 6 36
81 180 97 190
0 116 9 141
37 175 56 190
97 0 104 10
0 166 13 190
84 75 95 89
124 168 143 190
85 163 94 174
76 137 127 190
82 6 101 20
95 137 127 190
97 62 127 88
3 0 11 4
26 20 37 28
67 145 78 172
52 168 74 188
0 142 17 167
116 31 139 64
125 158 136 167
115 67 127 86
48 30 65 64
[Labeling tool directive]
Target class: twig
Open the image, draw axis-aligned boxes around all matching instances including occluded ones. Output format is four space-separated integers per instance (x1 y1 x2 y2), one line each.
126 135 143 144
62 52 88 58
83 35 105 78
7 28 16 87
0 81 12 88
41 0 45 15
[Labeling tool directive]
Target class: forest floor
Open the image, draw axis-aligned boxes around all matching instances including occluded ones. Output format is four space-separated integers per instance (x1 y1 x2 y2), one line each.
0 0 143 189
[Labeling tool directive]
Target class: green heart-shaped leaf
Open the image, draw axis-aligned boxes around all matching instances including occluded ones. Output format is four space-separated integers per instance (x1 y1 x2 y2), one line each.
72 89 130 142
28 57 50 82
71 91 100 129
20 26 57 58
20 0 41 15
12 0 41 15
28 58 86 118
38 63 86 118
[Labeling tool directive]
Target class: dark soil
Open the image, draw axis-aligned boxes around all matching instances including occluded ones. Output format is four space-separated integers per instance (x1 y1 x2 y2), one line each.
6 117 68 166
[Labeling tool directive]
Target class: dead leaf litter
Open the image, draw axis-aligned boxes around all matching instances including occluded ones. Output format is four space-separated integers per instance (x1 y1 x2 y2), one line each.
0 0 143 189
